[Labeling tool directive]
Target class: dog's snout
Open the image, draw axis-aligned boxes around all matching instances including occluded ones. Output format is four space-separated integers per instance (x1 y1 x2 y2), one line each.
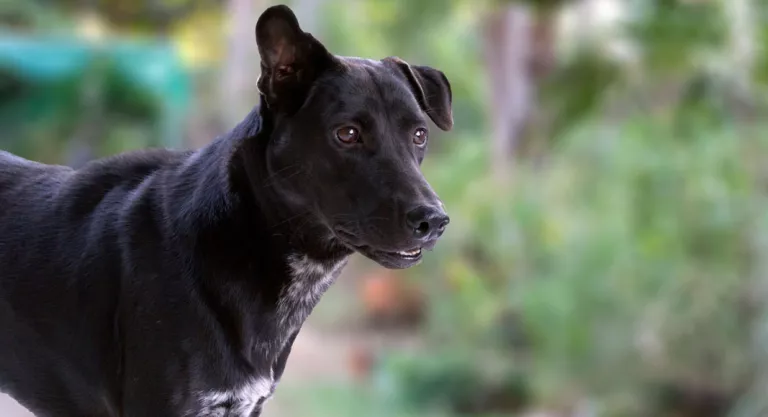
406 205 449 240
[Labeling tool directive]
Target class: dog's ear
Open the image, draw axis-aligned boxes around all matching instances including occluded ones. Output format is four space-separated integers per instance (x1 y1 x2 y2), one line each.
383 57 453 131
255 5 334 114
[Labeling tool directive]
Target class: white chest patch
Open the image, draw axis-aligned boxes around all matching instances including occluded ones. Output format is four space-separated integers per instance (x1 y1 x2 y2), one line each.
277 254 347 331
195 376 274 417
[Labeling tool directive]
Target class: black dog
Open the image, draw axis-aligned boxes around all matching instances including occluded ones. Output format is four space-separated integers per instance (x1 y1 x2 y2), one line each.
0 5 451 417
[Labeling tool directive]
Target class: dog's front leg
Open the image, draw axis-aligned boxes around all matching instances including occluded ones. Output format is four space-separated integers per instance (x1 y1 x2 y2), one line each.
250 330 299 416
272 330 299 383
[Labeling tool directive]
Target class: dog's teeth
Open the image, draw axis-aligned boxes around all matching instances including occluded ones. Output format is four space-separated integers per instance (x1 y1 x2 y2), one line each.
397 249 421 256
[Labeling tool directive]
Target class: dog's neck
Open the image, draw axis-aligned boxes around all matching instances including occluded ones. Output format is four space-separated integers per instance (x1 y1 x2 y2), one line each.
164 99 352 358
231 101 353 263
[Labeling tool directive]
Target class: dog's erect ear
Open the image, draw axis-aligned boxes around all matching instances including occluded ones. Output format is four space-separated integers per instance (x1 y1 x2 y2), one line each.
255 5 334 113
383 57 453 131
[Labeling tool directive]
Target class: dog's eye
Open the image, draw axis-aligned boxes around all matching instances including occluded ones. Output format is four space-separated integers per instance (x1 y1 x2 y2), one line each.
336 126 360 144
413 128 428 146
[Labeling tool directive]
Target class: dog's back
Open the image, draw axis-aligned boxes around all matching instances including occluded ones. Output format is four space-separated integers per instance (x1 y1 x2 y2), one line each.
0 150 71 206
0 148 182 258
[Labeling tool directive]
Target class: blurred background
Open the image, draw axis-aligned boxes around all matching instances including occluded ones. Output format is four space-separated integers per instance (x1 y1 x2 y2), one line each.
1 0 768 416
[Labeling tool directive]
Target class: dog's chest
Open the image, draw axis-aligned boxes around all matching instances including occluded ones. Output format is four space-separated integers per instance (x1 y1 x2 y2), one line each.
194 254 347 417
275 254 347 332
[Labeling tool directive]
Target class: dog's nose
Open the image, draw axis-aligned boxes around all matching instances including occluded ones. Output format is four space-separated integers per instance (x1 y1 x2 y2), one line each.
406 206 450 240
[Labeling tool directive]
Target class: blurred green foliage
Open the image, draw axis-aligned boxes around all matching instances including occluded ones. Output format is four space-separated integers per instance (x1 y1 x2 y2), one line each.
413 116 764 415
627 0 726 73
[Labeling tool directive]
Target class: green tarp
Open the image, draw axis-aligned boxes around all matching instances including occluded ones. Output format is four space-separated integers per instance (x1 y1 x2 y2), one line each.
0 34 192 149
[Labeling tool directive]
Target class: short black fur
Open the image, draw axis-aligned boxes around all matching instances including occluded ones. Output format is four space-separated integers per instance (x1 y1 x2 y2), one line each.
0 5 452 417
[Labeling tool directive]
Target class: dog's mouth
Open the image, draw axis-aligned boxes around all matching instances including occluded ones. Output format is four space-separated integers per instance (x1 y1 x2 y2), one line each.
395 248 422 258
363 246 424 269
379 247 423 262
334 228 424 268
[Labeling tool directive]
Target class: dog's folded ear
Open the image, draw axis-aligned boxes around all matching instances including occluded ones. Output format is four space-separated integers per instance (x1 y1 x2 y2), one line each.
383 57 453 131
255 5 334 114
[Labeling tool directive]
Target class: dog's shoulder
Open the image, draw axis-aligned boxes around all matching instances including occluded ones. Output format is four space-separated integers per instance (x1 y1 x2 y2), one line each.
71 148 191 185
55 148 194 221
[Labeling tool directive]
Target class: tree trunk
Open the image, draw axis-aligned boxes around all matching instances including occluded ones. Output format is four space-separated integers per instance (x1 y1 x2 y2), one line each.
523 6 559 161
483 4 534 180
724 0 755 93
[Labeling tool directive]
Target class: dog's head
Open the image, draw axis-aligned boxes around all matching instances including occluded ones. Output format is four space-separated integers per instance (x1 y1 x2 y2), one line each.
255 5 452 269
